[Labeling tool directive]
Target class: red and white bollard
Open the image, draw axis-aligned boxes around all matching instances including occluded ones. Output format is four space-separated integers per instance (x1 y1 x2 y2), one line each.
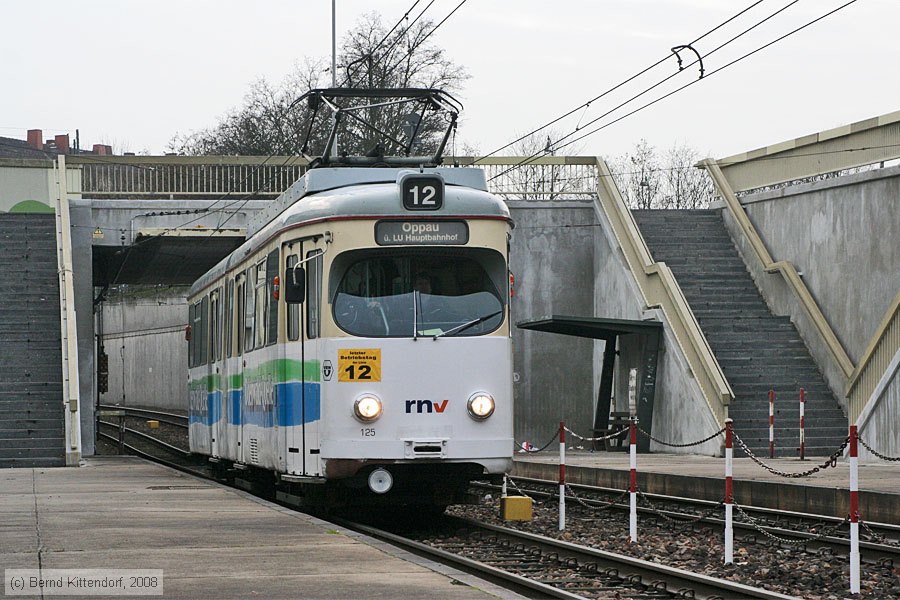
849 425 860 594
559 421 565 531
799 388 806 461
724 418 734 565
769 389 775 459
629 418 637 543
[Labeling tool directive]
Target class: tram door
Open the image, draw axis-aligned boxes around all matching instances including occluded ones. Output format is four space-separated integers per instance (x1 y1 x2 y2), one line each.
209 288 222 458
283 239 325 476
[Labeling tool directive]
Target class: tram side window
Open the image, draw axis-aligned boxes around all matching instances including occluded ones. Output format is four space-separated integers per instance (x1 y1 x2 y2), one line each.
236 277 245 355
266 249 278 346
254 261 267 349
286 255 299 341
307 249 323 339
224 279 234 358
199 295 209 365
245 267 256 352
209 290 220 363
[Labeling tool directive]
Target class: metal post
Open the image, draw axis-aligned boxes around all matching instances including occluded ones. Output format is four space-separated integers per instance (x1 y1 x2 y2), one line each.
331 0 337 87
501 474 507 498
849 425 860 594
769 389 775 459
558 421 565 531
724 418 734 565
799 388 806 461
629 418 637 543
117 415 125 455
55 155 82 466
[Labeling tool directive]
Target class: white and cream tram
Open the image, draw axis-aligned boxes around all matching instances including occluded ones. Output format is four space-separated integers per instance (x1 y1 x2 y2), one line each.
187 165 514 509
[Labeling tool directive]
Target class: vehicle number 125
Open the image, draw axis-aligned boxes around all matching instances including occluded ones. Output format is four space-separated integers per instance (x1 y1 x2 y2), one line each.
360 428 376 437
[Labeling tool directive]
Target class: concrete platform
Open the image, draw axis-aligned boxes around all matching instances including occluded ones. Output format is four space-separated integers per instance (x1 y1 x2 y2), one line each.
0 457 521 599
514 451 900 525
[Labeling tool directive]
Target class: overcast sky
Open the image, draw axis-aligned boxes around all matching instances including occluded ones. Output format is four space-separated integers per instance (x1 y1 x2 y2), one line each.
2 0 897 159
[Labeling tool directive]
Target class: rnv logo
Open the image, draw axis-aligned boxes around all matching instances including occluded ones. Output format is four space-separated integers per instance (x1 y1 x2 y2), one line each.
405 399 448 413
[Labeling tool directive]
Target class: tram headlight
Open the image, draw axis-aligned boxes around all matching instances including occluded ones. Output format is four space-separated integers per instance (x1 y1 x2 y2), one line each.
354 394 383 422
467 392 495 420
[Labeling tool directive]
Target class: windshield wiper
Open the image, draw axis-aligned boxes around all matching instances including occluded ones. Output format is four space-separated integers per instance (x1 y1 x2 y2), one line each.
433 310 503 339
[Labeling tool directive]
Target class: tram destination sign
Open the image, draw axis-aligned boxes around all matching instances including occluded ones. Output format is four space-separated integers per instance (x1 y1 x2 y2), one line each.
375 220 469 246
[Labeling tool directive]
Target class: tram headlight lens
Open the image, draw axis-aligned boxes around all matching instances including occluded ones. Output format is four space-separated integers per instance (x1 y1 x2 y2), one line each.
467 392 495 420
354 394 383 422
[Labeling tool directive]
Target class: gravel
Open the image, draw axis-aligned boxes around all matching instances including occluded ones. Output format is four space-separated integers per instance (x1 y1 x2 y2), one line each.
449 488 900 599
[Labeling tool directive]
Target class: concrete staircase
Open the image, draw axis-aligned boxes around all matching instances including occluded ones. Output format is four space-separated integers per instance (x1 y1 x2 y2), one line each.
0 213 66 467
632 209 847 457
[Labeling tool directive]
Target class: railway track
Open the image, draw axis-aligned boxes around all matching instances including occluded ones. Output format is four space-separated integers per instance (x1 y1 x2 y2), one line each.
488 476 900 562
339 515 795 599
97 404 188 429
98 433 898 598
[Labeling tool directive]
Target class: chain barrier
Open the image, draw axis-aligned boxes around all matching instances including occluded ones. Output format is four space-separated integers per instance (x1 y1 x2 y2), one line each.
637 426 724 448
514 430 559 454
565 483 630 511
732 431 850 478
733 501 850 547
860 519 900 547
564 426 629 443
856 432 900 462
506 477 558 505
636 489 725 531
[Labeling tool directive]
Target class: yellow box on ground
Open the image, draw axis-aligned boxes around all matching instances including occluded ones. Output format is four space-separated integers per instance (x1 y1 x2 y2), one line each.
147 420 160 429
500 496 533 521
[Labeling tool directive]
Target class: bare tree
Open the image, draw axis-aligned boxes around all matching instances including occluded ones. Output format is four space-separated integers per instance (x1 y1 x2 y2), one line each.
610 139 661 209
170 13 469 157
661 143 716 209
610 140 714 209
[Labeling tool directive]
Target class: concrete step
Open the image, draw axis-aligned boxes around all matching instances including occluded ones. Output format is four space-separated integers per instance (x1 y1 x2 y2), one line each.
0 456 66 468
0 418 67 432
0 406 63 418
0 426 64 439
0 446 66 461
0 436 65 450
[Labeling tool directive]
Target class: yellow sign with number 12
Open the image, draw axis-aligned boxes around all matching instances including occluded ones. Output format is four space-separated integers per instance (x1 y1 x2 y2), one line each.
338 349 382 382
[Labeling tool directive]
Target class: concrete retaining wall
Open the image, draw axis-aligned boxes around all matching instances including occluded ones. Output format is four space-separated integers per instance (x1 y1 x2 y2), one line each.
718 166 900 404
508 200 597 445
100 292 189 411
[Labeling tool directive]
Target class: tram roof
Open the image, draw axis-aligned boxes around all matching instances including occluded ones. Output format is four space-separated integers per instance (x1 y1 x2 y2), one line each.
189 167 510 297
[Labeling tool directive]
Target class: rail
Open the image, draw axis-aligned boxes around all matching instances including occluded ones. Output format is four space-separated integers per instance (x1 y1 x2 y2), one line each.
847 292 900 424
593 157 733 426
701 158 856 385
97 404 188 429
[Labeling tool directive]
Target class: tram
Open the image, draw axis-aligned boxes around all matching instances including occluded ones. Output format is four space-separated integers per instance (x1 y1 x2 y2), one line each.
187 89 514 509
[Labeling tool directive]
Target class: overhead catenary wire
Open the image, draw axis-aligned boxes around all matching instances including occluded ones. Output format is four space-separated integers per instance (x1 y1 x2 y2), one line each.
375 0 470 82
547 0 862 157
340 0 431 88
476 0 769 162
489 0 860 181
488 0 806 180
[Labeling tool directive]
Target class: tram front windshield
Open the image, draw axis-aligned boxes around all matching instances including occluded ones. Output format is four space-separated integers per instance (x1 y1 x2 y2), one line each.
333 250 505 337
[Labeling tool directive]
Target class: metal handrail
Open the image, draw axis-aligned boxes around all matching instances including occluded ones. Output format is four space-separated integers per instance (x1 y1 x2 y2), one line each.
701 158 855 381
847 292 900 423
64 155 600 200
